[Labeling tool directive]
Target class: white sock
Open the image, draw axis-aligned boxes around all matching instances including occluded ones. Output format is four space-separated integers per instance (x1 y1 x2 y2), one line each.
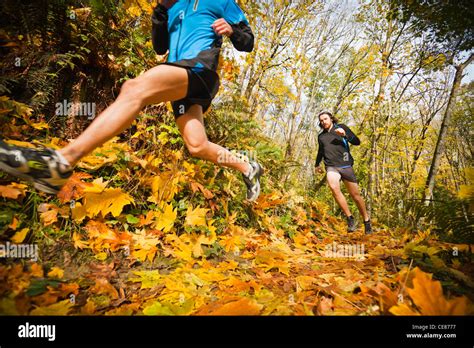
244 163 252 177
55 150 71 167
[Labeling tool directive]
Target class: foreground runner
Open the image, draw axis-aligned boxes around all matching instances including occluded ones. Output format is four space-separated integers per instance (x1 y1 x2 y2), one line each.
314 111 372 234
0 0 263 201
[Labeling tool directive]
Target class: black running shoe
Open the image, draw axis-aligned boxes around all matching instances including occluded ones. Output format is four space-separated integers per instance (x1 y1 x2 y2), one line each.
347 215 357 232
364 220 373 234
0 139 73 194
242 161 263 202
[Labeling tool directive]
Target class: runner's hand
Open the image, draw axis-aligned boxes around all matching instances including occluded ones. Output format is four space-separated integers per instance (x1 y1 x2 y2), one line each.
212 18 234 37
158 0 177 9
335 128 346 137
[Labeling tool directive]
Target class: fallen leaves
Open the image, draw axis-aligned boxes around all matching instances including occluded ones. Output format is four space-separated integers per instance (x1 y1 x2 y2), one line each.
389 267 473 315
77 138 129 170
30 299 74 315
69 178 134 222
47 267 64 279
0 133 472 318
0 183 27 199
131 229 160 262
81 179 135 218
153 203 177 232
11 228 29 243
90 279 119 300
72 220 131 256
184 206 209 227
57 172 93 203
195 297 263 315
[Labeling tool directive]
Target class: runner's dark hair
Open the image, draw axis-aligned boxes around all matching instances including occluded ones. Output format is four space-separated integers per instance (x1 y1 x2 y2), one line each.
318 111 338 124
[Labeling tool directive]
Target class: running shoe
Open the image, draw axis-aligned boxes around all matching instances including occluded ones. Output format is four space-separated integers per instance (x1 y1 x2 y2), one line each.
364 220 373 235
0 139 73 194
242 160 263 202
347 215 357 232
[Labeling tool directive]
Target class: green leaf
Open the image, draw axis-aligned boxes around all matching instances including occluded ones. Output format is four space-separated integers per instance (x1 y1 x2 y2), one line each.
26 279 61 296
143 301 174 316
126 214 139 224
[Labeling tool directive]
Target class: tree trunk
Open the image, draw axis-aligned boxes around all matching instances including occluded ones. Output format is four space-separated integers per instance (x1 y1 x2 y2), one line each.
424 54 474 203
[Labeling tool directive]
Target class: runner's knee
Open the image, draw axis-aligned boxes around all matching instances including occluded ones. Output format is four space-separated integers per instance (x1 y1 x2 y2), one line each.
186 140 209 158
119 78 147 105
328 182 341 192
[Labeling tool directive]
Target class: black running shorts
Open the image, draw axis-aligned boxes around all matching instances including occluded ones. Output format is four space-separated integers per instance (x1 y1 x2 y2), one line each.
326 166 358 183
162 62 220 118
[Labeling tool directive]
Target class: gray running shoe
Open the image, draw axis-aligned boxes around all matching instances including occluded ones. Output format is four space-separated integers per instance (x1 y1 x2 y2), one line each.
242 161 263 202
0 138 73 194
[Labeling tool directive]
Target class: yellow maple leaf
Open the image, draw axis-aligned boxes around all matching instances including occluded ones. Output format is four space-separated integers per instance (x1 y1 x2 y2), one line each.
30 299 73 315
254 249 290 276
147 171 182 204
72 232 89 250
132 229 160 262
219 234 242 253
77 138 129 170
47 267 64 279
390 267 473 315
83 179 134 218
192 232 217 258
71 201 87 222
30 263 44 277
154 203 177 232
185 206 209 227
296 276 317 292
30 121 49 130
11 228 29 243
164 233 194 261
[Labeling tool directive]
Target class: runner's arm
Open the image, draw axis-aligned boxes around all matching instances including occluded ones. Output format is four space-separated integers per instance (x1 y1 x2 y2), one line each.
151 4 169 55
341 124 360 145
315 138 324 167
229 22 254 52
224 0 254 52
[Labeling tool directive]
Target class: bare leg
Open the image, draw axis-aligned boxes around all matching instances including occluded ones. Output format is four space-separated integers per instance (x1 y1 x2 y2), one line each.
327 170 351 217
176 104 250 174
58 65 188 166
343 180 369 221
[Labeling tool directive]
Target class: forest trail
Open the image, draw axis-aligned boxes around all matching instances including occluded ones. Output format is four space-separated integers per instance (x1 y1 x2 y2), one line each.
1 141 472 316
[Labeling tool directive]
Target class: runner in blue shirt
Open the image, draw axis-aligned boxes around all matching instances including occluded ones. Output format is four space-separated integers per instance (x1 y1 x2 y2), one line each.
0 0 263 202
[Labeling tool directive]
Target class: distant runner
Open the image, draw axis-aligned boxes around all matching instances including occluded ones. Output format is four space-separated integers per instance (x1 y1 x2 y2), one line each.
314 111 372 234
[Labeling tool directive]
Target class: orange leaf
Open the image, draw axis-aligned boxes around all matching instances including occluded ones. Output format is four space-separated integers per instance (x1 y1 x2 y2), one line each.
40 209 58 226
390 267 473 315
195 297 262 315
90 279 119 300
57 172 92 203
30 263 44 278
0 183 27 199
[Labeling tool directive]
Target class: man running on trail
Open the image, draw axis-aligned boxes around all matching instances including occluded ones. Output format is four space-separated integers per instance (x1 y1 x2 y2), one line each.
314 111 372 234
0 0 264 201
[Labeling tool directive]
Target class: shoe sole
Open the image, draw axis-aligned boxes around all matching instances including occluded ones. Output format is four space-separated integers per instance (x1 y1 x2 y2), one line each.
0 162 59 194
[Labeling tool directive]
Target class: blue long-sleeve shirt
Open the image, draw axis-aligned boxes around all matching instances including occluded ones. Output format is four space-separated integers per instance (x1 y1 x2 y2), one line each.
151 0 254 71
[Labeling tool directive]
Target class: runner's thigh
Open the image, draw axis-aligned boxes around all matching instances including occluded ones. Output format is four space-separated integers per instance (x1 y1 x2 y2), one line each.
131 64 189 105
